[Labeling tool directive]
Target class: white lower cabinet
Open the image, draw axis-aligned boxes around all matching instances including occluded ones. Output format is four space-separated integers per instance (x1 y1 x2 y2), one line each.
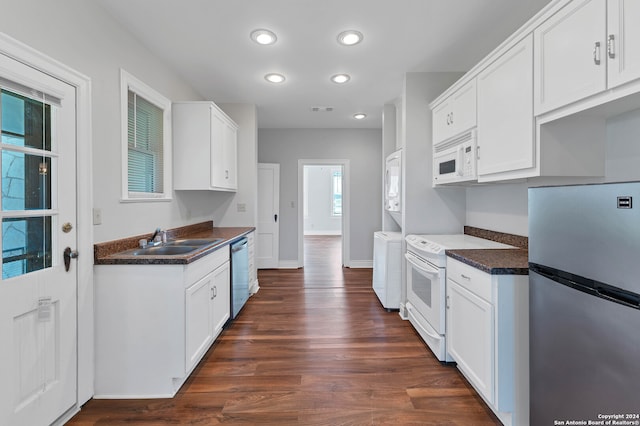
185 255 230 373
447 280 494 404
446 258 529 426
247 230 258 293
185 272 215 372
95 246 230 398
211 260 231 336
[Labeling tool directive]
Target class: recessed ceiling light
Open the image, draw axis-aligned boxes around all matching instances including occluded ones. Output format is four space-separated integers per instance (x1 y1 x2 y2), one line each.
264 73 285 83
331 74 351 84
337 30 363 46
353 113 367 120
250 29 277 45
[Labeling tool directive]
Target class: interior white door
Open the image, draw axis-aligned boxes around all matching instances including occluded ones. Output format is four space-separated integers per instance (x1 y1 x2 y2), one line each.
0 53 77 426
257 163 279 269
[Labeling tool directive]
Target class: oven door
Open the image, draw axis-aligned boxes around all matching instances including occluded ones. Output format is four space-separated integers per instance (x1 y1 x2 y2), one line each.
404 251 445 334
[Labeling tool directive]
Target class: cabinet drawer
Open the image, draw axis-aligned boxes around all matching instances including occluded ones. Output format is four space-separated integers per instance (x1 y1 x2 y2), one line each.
184 245 230 286
447 257 492 302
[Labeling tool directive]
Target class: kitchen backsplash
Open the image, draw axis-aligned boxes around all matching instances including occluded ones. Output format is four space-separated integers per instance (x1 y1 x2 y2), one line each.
464 226 528 249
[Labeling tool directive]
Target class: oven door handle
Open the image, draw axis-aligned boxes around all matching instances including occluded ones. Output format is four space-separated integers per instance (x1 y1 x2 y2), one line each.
405 252 440 277
407 305 441 340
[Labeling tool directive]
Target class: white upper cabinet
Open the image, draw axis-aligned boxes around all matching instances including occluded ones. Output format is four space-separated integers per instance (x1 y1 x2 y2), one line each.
535 0 640 115
477 34 534 180
432 80 477 145
534 0 606 115
173 101 238 191
607 0 640 88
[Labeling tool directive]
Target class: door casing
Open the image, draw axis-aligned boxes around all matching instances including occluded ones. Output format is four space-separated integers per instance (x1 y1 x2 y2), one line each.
0 32 94 416
297 159 350 268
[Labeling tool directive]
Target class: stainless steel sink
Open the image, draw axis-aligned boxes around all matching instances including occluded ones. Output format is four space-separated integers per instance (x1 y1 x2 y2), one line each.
131 245 198 256
166 238 223 247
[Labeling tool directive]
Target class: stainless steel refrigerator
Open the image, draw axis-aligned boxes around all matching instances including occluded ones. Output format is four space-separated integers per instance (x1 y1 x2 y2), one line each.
529 182 640 425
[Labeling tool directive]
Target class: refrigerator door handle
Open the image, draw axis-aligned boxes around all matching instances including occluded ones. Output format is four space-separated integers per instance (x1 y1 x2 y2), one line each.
596 286 640 309
530 263 640 310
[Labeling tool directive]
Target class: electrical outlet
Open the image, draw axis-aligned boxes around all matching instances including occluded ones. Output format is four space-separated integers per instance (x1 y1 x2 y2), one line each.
237 203 247 212
92 208 102 225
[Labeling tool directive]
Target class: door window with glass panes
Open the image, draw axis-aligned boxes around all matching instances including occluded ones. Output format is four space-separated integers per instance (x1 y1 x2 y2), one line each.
1 89 53 279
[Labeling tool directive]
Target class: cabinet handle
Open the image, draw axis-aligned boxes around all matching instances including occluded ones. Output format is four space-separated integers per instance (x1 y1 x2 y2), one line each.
607 34 616 59
593 41 601 65
214 286 217 298
446 295 450 309
446 113 450 125
211 287 215 300
461 274 471 280
450 111 453 125
225 170 229 179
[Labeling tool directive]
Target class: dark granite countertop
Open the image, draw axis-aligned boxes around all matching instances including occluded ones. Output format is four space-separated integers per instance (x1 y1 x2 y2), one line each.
94 221 254 265
446 248 529 276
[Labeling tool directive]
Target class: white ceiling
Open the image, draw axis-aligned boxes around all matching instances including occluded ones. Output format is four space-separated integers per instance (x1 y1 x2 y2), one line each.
96 0 552 129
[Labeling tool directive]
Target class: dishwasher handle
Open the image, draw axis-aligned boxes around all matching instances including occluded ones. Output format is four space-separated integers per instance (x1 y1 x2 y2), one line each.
231 238 248 253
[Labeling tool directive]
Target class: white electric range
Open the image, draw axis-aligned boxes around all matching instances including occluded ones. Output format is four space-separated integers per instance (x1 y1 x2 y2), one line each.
404 234 513 362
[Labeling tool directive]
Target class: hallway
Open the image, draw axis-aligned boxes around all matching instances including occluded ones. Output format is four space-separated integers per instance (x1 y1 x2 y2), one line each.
68 237 499 425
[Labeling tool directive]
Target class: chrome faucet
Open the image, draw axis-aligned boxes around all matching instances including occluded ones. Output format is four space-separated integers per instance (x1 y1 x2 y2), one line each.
149 227 162 245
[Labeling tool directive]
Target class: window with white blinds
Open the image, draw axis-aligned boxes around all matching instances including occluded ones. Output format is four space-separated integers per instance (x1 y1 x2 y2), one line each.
120 69 172 201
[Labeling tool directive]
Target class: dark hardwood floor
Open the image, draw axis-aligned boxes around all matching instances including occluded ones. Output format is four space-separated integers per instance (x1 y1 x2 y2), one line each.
68 236 499 425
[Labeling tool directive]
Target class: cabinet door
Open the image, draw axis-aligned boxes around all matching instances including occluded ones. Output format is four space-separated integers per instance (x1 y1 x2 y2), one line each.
534 0 607 115
222 122 238 190
432 98 454 145
607 0 640 88
450 80 477 136
447 279 494 404
185 272 215 372
432 81 477 145
210 109 226 188
211 261 230 336
477 35 534 177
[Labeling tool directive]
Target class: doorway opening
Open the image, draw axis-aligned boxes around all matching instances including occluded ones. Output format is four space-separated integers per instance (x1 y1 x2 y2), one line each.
298 159 350 270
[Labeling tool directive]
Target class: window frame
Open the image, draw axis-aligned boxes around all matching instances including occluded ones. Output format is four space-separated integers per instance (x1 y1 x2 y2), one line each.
120 69 172 202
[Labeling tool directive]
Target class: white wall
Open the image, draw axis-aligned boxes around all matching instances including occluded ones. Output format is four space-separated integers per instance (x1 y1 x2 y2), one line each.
605 108 640 182
465 183 529 235
304 165 342 235
0 0 256 243
465 108 640 237
212 103 259 228
402 72 466 236
258 128 382 263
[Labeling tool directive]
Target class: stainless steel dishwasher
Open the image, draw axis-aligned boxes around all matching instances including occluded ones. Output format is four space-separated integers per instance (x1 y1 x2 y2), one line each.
230 237 249 319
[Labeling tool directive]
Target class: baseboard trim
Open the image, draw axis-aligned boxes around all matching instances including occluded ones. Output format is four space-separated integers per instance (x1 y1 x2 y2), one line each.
347 260 373 268
278 260 301 269
304 231 342 236
399 303 408 320
249 280 260 294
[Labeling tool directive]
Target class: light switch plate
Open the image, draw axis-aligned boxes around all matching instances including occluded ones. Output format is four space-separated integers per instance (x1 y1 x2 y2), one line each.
93 208 102 225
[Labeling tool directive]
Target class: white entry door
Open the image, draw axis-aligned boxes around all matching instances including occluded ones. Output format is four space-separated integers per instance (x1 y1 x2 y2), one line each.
257 163 279 269
0 52 77 426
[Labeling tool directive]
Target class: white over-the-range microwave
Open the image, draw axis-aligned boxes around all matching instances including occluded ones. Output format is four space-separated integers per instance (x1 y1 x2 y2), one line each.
432 129 477 185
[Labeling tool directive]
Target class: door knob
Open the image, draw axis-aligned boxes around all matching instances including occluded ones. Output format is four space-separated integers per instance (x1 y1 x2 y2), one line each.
63 247 79 272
